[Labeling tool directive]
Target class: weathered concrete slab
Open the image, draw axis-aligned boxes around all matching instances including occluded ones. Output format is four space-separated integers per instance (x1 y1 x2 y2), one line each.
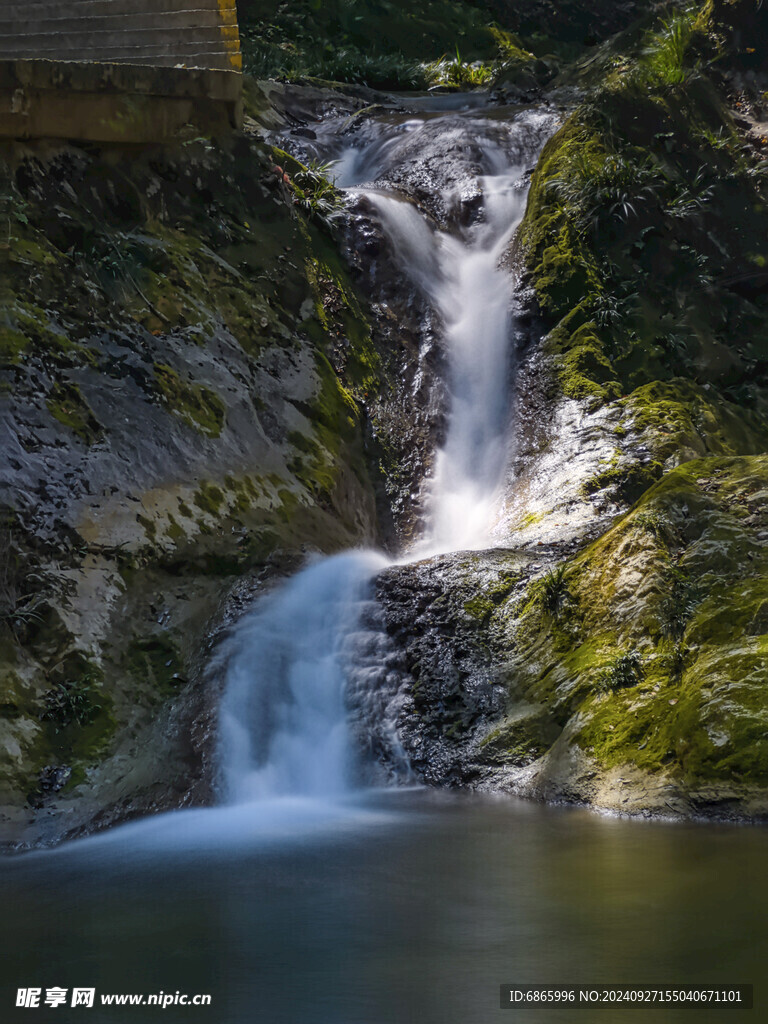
0 59 243 142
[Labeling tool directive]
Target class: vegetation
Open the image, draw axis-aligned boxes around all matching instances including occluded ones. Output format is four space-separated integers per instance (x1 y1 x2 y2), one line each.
153 363 226 438
237 0 500 86
46 382 103 445
530 564 572 618
42 673 103 731
422 48 495 88
236 0 645 88
291 160 345 226
521 1 768 455
501 456 768 793
597 649 644 692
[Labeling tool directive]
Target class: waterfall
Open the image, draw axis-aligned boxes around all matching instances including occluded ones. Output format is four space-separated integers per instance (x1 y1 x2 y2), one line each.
335 107 552 551
218 552 387 804
361 172 529 553
218 101 553 808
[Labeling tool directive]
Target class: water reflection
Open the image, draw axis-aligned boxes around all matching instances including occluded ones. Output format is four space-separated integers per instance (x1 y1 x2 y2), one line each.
1 795 764 1023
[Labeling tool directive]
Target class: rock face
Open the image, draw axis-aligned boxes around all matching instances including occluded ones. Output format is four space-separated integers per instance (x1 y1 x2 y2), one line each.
374 458 768 820
0 115 386 845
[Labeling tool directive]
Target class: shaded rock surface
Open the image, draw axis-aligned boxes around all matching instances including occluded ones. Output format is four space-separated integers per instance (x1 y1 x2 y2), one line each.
0 118 386 845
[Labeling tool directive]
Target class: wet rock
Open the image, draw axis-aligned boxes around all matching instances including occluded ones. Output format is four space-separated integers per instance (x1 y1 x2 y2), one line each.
0 104 387 845
374 458 768 821
38 765 71 794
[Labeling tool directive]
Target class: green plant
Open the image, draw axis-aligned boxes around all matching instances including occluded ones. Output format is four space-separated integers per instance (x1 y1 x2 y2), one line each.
532 564 572 618
0 518 59 636
665 166 716 219
0 181 29 244
292 160 345 227
658 563 702 640
41 671 103 731
634 508 673 540
422 48 494 87
598 649 644 691
548 148 666 236
594 288 639 329
640 9 698 87
321 49 425 89
668 640 691 678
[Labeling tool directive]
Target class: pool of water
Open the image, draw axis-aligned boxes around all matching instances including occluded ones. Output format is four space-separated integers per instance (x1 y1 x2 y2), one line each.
1 792 764 1023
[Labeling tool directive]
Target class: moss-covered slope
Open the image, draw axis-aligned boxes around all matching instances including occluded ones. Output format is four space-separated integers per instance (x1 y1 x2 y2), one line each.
0 123 385 841
520 2 768 448
503 455 768 815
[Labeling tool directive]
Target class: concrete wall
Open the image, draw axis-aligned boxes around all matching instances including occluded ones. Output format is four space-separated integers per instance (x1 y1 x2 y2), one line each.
0 59 243 141
0 0 241 72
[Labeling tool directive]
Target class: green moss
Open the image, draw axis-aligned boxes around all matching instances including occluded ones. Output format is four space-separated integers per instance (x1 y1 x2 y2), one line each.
165 514 186 543
124 635 184 697
0 326 28 365
532 224 601 320
40 655 116 763
46 382 103 444
506 455 768 789
622 380 768 462
519 9 768 453
14 306 97 368
193 483 226 517
463 594 496 622
287 350 365 501
577 636 768 785
136 513 157 541
518 509 547 528
582 458 664 503
597 649 644 691
153 363 225 438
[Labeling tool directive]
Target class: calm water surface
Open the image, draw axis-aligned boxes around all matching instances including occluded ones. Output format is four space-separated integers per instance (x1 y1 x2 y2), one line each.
0 792 765 1024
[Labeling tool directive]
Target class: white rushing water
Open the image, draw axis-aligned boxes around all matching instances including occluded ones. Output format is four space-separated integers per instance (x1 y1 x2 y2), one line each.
361 172 528 553
332 107 552 551
215 103 552 818
218 551 387 804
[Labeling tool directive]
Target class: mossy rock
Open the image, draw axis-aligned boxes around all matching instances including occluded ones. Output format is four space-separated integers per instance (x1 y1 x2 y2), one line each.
508 455 768 797
153 363 226 438
46 382 103 445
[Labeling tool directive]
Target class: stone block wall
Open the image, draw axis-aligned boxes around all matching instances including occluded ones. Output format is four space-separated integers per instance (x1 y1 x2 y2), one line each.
0 0 241 72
